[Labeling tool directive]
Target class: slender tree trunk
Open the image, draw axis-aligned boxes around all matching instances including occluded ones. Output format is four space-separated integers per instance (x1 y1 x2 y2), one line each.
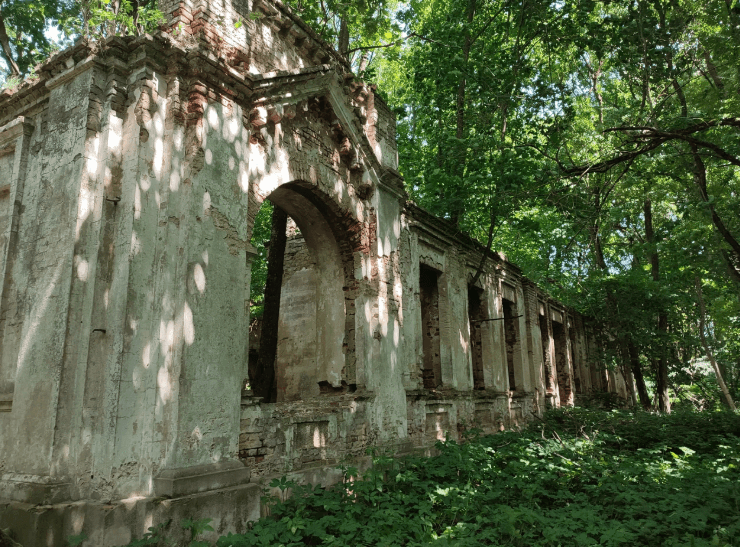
0 13 20 76
449 0 476 226
695 277 737 410
644 199 670 412
338 17 349 57
252 206 288 403
689 144 740 304
132 0 148 34
358 51 369 74
628 341 651 410
620 342 638 407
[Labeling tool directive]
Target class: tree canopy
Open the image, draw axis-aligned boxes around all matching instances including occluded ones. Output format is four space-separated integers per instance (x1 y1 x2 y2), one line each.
352 0 740 411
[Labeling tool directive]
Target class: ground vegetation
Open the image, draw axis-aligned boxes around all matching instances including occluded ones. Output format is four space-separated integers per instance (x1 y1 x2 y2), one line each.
103 408 740 546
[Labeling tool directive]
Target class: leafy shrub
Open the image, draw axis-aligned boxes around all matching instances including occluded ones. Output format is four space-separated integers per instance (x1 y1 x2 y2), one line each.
218 408 740 546
74 409 740 546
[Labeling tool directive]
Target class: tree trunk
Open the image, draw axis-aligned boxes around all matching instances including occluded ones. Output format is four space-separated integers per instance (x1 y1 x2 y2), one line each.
0 13 20 76
358 51 369 74
627 341 651 410
449 0 476 226
252 206 288 403
338 17 349 57
644 199 670 412
689 145 740 304
695 277 737 410
620 342 638 407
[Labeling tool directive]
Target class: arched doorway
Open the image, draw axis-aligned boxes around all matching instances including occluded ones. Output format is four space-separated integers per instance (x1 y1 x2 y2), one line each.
248 182 356 402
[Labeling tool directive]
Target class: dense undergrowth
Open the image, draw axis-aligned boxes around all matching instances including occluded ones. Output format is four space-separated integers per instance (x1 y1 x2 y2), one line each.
114 408 740 547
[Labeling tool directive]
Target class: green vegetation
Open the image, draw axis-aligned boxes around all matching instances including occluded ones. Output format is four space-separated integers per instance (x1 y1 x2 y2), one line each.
248 201 274 319
107 408 740 547
217 408 740 546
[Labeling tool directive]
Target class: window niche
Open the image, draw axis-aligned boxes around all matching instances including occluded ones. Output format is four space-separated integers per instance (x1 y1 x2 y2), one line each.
502 297 519 392
551 311 572 404
468 286 487 390
419 264 442 389
538 310 554 392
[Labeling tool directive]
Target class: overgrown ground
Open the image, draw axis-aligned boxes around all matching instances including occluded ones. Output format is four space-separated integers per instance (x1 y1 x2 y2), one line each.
118 408 740 547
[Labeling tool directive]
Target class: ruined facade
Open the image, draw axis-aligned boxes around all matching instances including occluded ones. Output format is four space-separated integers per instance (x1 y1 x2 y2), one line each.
0 0 628 544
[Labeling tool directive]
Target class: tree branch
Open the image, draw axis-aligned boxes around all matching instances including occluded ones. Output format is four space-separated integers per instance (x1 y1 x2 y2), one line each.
0 12 20 76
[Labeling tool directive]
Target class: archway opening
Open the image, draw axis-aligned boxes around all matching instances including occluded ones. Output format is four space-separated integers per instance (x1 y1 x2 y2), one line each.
247 183 352 402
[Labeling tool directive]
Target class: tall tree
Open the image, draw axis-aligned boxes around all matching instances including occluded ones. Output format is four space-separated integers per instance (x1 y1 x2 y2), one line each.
0 0 67 79
283 0 401 76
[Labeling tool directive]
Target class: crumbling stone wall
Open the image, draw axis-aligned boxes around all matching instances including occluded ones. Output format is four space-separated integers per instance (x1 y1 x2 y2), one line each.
239 393 373 477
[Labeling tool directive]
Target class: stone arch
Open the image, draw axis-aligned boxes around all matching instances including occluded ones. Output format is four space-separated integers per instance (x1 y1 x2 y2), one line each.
249 180 365 400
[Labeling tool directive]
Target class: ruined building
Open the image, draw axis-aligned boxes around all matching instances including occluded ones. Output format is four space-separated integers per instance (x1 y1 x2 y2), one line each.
0 0 629 543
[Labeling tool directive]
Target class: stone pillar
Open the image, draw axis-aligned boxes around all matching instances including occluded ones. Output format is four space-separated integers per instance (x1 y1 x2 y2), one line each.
477 273 497 390
487 275 508 392
512 283 533 393
0 63 100 504
522 281 546 414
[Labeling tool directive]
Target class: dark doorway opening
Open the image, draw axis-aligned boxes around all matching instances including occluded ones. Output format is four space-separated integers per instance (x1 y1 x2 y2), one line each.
502 298 519 392
552 319 571 403
420 265 442 389
468 286 486 390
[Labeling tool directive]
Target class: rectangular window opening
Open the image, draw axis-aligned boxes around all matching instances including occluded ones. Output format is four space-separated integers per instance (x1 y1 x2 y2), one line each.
468 286 486 390
420 265 442 389
502 298 518 392
552 320 571 402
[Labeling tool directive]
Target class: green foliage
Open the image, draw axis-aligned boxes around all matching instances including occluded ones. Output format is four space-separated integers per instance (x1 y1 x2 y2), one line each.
214 409 740 547
1 74 22 89
0 0 68 77
60 0 164 41
114 521 170 546
249 200 273 318
67 533 88 547
281 0 402 75
181 518 214 547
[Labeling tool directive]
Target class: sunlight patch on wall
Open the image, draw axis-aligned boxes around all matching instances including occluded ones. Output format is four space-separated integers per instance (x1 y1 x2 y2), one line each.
193 263 206 294
76 184 95 240
182 302 195 346
74 255 89 282
16 261 63 376
157 365 173 403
